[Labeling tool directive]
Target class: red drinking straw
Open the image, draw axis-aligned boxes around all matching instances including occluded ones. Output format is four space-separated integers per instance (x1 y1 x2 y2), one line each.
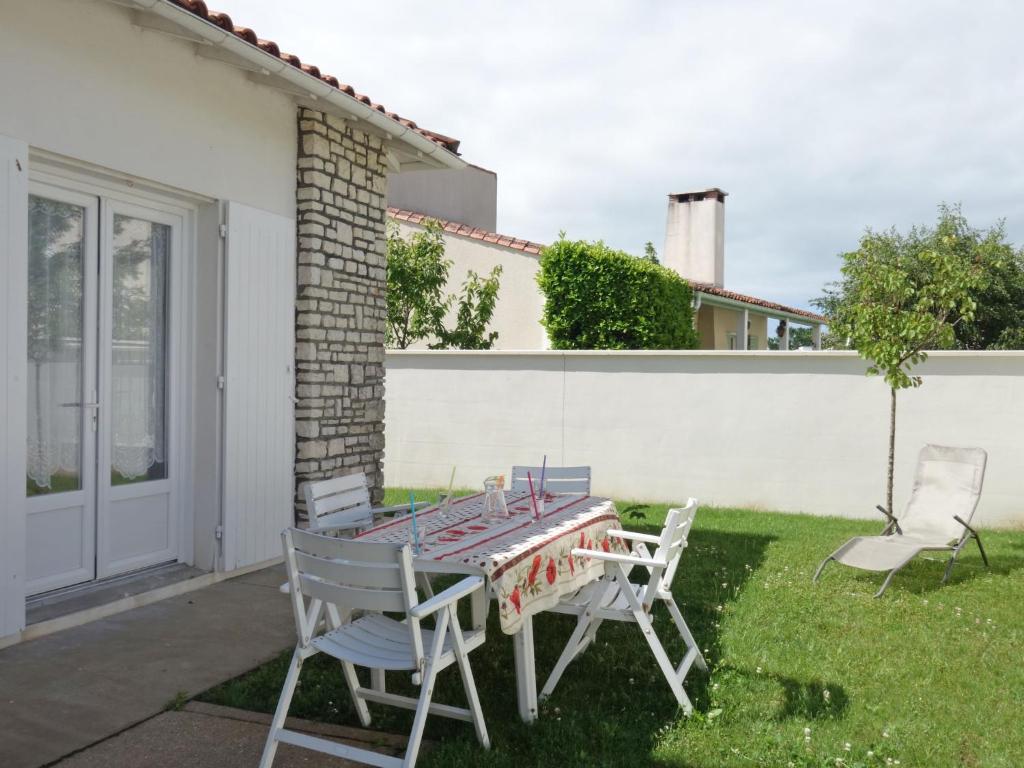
527 471 540 520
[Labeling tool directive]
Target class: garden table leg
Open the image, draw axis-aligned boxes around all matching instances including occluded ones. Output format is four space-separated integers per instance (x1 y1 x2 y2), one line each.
513 614 538 723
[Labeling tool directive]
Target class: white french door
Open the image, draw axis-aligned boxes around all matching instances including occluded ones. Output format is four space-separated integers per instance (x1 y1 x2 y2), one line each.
25 182 183 595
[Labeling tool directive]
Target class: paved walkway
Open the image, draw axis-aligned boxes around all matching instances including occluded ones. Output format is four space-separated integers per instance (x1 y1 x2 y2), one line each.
0 566 295 768
53 702 411 768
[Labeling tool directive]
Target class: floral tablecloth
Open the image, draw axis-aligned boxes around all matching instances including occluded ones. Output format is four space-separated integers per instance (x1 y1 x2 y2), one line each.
355 492 628 635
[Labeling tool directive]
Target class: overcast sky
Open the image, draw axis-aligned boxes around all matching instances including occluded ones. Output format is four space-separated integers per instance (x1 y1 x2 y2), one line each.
213 0 1024 311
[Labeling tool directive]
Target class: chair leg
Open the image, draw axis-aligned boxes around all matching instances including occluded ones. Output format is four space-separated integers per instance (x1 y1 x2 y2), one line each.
942 550 959 584
449 609 490 749
975 534 990 567
813 556 834 583
634 608 694 715
259 647 305 768
540 608 592 700
403 611 449 768
665 597 707 673
370 668 386 695
415 571 435 599
339 660 372 727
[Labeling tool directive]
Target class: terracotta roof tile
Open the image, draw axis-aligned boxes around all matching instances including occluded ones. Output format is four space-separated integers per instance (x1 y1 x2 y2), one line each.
388 208 546 257
166 0 459 153
692 283 826 322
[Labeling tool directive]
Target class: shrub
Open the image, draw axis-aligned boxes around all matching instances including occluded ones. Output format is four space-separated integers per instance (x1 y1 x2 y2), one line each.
537 236 698 349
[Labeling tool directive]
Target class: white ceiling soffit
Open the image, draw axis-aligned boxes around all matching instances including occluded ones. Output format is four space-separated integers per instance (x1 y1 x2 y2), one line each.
113 0 466 171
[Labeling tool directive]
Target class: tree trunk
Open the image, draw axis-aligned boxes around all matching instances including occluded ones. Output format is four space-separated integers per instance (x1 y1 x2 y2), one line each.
887 386 897 514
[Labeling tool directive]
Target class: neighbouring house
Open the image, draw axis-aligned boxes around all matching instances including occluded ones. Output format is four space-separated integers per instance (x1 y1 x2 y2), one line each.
388 162 551 350
388 180 825 350
0 0 463 646
662 189 825 350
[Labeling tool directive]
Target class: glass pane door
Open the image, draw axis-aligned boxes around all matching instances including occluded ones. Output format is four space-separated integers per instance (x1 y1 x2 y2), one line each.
25 187 98 595
25 187 183 593
97 201 180 579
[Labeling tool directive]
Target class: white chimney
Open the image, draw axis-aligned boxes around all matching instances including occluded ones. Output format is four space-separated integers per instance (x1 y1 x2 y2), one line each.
663 188 726 288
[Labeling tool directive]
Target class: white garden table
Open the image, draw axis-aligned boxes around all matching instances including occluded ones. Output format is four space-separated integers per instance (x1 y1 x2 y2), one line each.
354 490 627 722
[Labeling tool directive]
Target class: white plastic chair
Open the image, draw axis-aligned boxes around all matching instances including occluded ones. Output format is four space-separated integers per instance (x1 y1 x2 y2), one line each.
540 499 706 714
261 529 490 768
510 465 591 495
814 444 989 597
304 472 426 535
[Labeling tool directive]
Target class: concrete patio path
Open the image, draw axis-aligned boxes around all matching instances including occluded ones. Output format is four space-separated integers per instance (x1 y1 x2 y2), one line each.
0 565 294 768
52 702 411 767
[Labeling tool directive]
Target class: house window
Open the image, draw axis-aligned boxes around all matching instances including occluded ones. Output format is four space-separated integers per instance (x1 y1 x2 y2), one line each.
727 332 737 350
748 335 759 350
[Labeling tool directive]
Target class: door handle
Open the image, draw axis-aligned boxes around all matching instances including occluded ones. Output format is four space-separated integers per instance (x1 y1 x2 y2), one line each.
60 401 101 409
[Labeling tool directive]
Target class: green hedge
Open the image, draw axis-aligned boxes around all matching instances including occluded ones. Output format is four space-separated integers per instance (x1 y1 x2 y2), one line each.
536 236 699 350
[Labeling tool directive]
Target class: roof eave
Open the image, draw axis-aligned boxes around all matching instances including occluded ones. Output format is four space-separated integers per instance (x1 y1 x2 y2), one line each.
118 0 466 171
695 289 825 324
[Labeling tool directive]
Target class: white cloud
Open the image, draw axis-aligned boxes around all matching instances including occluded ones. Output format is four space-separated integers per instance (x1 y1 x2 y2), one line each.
211 0 1024 309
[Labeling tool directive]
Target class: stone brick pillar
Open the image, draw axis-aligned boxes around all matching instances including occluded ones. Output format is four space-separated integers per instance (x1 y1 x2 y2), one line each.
294 108 388 515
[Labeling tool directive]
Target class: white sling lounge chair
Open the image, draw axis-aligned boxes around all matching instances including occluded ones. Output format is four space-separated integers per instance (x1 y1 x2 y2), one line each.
814 444 989 597
261 529 489 768
540 499 707 714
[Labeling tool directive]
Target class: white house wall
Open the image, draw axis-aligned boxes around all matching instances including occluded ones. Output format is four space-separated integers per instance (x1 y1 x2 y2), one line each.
393 220 547 350
0 0 303 642
0 0 297 218
384 350 1024 528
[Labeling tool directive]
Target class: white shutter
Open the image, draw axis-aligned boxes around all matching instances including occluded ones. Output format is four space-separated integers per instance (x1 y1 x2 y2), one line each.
0 136 28 637
222 202 296 570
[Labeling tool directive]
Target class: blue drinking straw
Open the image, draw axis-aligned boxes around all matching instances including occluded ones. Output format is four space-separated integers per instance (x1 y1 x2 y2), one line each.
409 491 420 555
539 455 547 497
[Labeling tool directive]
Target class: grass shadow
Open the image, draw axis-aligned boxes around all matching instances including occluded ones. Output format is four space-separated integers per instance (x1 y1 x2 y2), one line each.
512 508 778 766
840 547 1024 597
775 674 850 721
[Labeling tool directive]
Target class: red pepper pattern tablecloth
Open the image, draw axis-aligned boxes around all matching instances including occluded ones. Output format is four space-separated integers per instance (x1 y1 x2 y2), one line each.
355 492 627 635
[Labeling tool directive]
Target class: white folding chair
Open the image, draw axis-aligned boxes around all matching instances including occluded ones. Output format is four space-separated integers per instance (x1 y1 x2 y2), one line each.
814 444 989 597
540 499 707 714
261 529 490 768
304 472 426 535
510 465 591 495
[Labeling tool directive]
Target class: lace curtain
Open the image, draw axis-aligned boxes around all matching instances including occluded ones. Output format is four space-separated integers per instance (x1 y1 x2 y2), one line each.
26 203 170 490
110 216 169 481
26 197 85 491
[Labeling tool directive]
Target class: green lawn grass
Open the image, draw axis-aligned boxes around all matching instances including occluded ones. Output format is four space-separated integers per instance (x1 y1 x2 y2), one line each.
199 490 1024 767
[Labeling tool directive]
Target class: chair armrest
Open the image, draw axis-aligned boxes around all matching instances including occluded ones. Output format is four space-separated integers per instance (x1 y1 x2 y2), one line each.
608 529 661 545
876 505 902 535
409 576 485 619
372 501 429 517
570 548 659 570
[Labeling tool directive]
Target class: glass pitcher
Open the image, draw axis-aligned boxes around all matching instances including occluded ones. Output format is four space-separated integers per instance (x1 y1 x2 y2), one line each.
482 475 509 521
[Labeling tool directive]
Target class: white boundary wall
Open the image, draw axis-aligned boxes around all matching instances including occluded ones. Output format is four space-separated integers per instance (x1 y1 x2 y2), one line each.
384 350 1024 528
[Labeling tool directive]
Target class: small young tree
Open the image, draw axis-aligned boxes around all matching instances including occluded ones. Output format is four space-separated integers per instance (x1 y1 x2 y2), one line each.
432 266 503 350
385 220 450 349
829 209 988 514
385 220 502 349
